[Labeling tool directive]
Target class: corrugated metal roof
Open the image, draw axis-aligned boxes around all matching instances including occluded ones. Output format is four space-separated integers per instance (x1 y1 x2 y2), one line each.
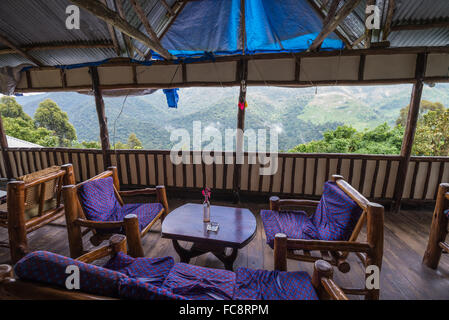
0 0 448 68
6 135 41 148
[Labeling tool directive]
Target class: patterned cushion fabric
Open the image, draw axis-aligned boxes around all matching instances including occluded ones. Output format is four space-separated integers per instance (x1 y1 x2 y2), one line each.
119 203 163 231
78 177 163 232
118 277 186 300
444 209 449 219
233 267 318 300
162 263 236 300
260 209 317 247
78 176 122 223
103 252 174 287
311 181 362 241
14 251 125 297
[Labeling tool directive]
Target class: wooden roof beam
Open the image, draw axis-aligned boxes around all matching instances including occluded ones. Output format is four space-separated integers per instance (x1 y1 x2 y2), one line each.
364 0 376 49
308 0 362 52
0 41 115 55
382 0 395 41
70 0 174 60
159 1 187 40
391 20 449 31
0 32 43 66
160 0 174 16
99 0 121 56
130 0 161 43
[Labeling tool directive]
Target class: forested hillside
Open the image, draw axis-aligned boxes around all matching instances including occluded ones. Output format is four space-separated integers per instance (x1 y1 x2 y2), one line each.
13 83 449 151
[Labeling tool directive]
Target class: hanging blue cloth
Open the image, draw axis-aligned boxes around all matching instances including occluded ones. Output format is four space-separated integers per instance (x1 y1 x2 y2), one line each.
163 88 180 108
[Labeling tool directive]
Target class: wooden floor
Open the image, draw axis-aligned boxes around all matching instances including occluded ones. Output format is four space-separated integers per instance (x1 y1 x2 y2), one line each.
1 198 448 300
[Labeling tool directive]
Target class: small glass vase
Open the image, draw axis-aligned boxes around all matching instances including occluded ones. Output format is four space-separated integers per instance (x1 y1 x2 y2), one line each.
203 200 210 223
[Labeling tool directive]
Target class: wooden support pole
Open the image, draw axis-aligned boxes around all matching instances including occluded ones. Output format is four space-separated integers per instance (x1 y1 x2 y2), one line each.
393 53 427 212
233 59 248 202
62 185 84 258
0 114 13 179
124 214 144 258
89 67 111 170
69 0 174 60
274 233 287 271
423 183 449 269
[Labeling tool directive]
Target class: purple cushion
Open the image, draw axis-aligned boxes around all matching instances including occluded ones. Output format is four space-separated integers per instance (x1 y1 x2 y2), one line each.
445 209 449 219
118 277 186 300
78 177 163 232
78 176 122 223
233 267 318 300
103 252 174 287
119 203 163 231
260 210 317 247
14 251 125 297
162 263 236 300
311 181 362 241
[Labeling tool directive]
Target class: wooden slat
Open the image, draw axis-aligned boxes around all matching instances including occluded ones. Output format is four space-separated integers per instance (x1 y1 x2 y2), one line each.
409 161 419 199
371 160 380 198
302 158 307 194
359 159 367 193
290 157 296 194
312 158 318 195
381 160 391 199
421 161 432 200
434 161 445 200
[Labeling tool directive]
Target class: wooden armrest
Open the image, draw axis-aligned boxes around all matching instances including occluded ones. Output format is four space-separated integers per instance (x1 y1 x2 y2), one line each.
76 234 126 263
74 218 124 229
445 192 449 201
312 260 348 300
321 278 348 300
286 238 371 253
269 196 319 211
119 188 157 197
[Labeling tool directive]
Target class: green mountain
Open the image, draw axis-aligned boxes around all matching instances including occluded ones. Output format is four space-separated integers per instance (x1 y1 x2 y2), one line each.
14 83 449 151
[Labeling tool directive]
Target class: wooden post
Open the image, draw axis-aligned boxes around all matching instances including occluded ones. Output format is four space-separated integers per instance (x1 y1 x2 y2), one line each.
274 233 287 271
423 183 449 269
393 53 427 212
90 67 111 170
62 185 84 258
156 185 169 220
61 163 76 185
7 181 28 263
124 214 144 258
365 202 384 300
0 114 13 179
312 260 333 299
233 59 248 202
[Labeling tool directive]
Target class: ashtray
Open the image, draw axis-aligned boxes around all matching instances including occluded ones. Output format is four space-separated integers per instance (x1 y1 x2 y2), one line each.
207 222 219 232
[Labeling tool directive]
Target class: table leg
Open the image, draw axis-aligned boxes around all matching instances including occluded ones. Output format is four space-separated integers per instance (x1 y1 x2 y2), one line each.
172 240 203 263
213 248 238 271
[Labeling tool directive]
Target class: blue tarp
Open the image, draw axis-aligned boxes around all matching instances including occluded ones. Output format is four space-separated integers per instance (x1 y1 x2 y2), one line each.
156 0 344 59
163 88 180 108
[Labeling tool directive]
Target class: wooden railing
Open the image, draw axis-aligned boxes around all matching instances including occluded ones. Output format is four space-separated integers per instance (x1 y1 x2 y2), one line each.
1 147 448 203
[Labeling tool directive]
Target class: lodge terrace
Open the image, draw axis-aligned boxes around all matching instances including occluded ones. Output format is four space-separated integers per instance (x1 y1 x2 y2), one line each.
0 0 448 301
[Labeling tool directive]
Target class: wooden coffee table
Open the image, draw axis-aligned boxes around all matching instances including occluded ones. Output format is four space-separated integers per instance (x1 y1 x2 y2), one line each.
161 203 257 270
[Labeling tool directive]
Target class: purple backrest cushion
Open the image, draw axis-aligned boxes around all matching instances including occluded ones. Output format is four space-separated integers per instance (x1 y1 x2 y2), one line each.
311 181 363 241
14 251 125 297
78 176 122 222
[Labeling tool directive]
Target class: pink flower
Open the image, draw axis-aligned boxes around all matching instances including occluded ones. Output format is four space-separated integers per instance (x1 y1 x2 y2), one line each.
202 188 211 202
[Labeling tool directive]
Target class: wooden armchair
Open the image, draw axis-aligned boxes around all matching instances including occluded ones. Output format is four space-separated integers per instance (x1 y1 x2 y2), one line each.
423 183 449 269
0 164 75 263
0 234 127 300
0 233 347 300
63 166 169 259
264 174 384 300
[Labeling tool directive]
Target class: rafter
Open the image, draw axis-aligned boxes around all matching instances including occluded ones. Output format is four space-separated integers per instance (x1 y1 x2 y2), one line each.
160 0 174 16
130 0 160 43
99 0 121 56
391 20 449 31
115 0 136 58
159 1 188 40
0 32 43 66
364 0 376 48
69 0 174 60
0 41 115 55
309 0 362 52
382 0 395 40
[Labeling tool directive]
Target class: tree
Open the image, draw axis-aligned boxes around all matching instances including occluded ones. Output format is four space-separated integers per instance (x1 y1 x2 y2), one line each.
413 108 449 156
34 99 77 147
396 100 445 127
289 123 404 155
3 117 58 147
0 96 32 121
73 141 101 149
127 133 142 149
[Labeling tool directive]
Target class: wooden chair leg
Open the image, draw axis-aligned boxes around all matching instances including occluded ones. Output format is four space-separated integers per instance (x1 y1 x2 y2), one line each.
423 183 449 269
62 185 84 258
274 233 287 271
156 185 169 220
7 182 28 264
124 214 144 258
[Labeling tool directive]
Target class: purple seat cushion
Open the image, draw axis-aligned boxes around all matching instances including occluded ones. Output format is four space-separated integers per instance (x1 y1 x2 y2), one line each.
162 263 236 300
78 176 122 223
233 267 318 300
78 177 163 232
311 181 363 241
260 210 317 247
119 203 163 231
118 277 186 300
261 181 362 246
103 252 174 287
14 251 125 297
